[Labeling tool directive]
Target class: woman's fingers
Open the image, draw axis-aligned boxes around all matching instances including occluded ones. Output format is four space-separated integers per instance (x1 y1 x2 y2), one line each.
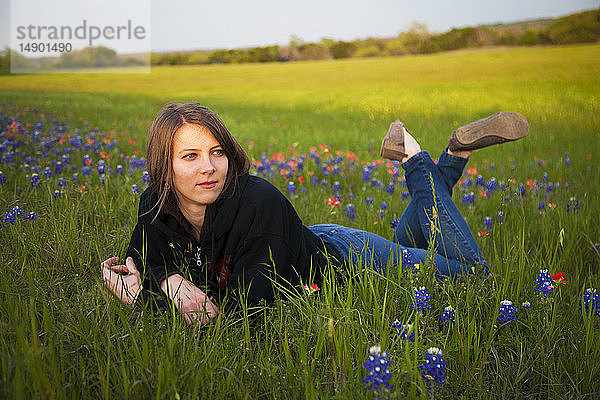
100 256 119 269
125 257 139 275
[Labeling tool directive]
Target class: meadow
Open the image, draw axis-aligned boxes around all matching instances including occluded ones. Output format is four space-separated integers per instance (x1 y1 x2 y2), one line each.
0 44 599 399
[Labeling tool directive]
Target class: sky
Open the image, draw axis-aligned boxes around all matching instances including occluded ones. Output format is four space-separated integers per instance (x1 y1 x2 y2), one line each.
1 0 598 53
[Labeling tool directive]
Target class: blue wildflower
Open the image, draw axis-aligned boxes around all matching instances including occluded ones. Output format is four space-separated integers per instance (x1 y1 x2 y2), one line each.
564 153 570 166
401 249 413 269
142 171 150 185
131 184 140 194
30 173 41 188
366 197 373 206
566 198 579 213
82 166 91 176
475 175 485 187
386 183 395 194
116 165 123 175
462 192 475 205
440 305 456 326
0 171 5 185
344 204 356 219
311 176 318 186
25 212 37 222
52 190 62 199
363 345 393 391
371 179 381 188
362 167 371 182
43 167 52 178
390 320 415 342
486 178 498 192
420 347 447 386
401 191 410 200
380 201 388 210
580 288 600 318
287 182 296 195
534 269 554 297
412 286 431 313
538 201 545 211
483 217 493 229
521 300 531 309
497 300 517 325
333 181 341 193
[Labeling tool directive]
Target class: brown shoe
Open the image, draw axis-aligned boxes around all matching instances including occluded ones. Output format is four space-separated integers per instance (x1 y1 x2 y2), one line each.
380 121 407 161
448 112 529 152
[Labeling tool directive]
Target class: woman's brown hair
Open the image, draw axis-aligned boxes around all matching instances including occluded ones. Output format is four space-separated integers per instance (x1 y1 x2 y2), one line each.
146 103 251 219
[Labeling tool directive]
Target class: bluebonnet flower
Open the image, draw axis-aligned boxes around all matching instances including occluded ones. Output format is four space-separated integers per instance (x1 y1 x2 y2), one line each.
97 160 105 175
362 167 371 182
380 201 388 210
385 183 395 194
57 177 66 188
486 178 498 192
344 204 356 219
534 269 554 297
333 181 341 193
131 184 140 194
580 288 600 317
566 198 579 213
311 176 319 186
401 191 410 200
545 183 553 193
497 300 517 325
116 165 123 175
25 212 37 222
320 179 328 187
287 182 296 195
43 167 52 178
497 211 504 223
366 197 373 206
564 153 570 166
475 175 485 186
440 305 456 326
363 345 393 391
521 300 531 308
52 190 63 200
127 168 134 175
462 179 473 190
462 192 475 205
401 249 413 269
420 347 447 385
371 179 381 188
82 166 91 176
142 171 150 185
483 217 493 229
412 286 431 313
390 218 400 230
518 183 526 197
30 173 41 188
538 201 545 211
53 161 63 175
542 172 549 182
390 320 415 341
0 171 5 185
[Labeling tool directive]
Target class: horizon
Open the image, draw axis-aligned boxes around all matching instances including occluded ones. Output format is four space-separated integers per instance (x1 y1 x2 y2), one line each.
1 0 598 55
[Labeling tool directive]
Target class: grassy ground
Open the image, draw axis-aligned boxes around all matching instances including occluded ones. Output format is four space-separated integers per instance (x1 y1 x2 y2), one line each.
0 44 599 399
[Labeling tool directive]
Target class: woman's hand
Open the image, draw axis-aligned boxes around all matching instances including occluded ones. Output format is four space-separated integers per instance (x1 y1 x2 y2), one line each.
101 256 142 308
160 274 219 325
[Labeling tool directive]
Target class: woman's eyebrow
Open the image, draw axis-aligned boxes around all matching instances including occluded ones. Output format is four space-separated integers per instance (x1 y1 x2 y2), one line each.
177 144 222 154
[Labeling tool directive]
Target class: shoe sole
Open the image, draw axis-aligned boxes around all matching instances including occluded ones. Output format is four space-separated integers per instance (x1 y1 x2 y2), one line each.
380 121 407 160
450 112 529 151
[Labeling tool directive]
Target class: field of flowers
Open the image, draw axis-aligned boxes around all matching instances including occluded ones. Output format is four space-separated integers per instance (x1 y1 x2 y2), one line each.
0 44 599 399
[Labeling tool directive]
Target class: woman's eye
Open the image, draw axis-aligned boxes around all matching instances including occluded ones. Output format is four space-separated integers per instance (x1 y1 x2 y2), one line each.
212 149 225 156
183 153 196 160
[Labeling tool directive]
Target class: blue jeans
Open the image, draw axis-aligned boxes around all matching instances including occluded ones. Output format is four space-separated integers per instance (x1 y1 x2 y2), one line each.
308 150 487 278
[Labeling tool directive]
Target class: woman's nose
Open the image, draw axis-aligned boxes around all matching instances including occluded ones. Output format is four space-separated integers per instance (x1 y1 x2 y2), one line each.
198 155 216 174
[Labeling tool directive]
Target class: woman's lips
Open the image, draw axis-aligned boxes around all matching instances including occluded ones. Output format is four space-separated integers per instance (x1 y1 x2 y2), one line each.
198 181 217 189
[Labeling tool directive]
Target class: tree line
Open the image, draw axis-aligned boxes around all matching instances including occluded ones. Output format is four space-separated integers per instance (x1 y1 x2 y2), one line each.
1 9 598 72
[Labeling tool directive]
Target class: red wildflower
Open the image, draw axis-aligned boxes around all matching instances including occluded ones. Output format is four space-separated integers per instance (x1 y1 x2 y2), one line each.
549 272 567 285
327 197 340 207
477 231 489 237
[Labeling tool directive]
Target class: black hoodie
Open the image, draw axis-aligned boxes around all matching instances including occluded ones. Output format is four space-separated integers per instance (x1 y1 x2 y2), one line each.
126 173 339 309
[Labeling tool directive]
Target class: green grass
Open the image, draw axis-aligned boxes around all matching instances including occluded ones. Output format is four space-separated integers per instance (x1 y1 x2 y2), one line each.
0 44 599 399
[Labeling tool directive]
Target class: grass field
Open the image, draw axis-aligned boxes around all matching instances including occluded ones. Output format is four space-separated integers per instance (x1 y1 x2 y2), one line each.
1 44 599 399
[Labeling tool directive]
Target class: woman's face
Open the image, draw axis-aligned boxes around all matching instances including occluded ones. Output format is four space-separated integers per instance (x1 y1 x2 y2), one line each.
171 123 228 212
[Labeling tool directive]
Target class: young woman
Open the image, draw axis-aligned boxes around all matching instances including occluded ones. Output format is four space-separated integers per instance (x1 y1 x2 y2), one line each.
101 103 529 325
